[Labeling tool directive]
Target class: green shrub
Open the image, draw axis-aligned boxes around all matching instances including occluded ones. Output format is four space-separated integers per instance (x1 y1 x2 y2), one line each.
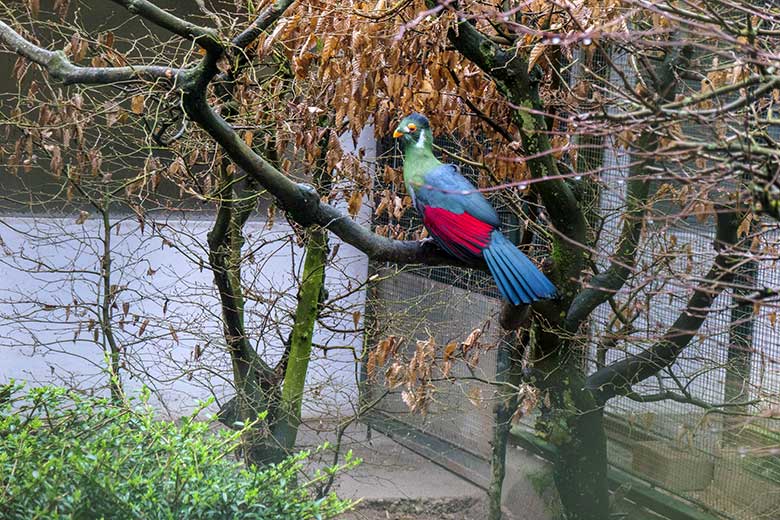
0 384 354 519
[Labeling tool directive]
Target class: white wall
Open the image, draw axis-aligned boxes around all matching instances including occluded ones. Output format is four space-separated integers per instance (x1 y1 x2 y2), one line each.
0 126 375 420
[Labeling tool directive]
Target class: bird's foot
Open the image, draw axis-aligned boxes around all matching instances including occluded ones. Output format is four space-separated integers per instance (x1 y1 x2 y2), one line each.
417 237 438 252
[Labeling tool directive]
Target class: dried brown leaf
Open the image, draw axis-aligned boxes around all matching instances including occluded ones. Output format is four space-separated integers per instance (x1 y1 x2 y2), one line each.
375 196 389 217
443 342 458 362
49 145 62 177
467 386 482 407
347 190 363 216
367 350 377 380
392 196 404 220
401 389 415 409
737 213 752 238
527 43 547 73
138 318 149 337
131 94 144 115
385 362 405 389
102 31 114 49
375 336 397 367
169 324 179 344
467 349 481 369
462 328 483 351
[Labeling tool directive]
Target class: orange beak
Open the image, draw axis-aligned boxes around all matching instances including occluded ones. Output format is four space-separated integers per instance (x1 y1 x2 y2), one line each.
392 129 403 138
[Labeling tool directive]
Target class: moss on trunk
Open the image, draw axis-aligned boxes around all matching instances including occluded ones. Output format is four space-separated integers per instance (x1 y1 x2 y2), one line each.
275 228 328 450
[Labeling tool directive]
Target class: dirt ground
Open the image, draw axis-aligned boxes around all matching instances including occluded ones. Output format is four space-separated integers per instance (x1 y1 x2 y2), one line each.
339 497 489 520
296 422 494 519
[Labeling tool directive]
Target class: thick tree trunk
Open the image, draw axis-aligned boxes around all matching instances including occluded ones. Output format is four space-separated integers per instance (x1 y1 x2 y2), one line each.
535 340 610 520
208 182 284 465
551 403 609 520
212 123 331 465
274 227 328 452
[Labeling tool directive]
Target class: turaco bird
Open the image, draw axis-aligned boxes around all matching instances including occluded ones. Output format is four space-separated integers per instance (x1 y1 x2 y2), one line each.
393 113 557 305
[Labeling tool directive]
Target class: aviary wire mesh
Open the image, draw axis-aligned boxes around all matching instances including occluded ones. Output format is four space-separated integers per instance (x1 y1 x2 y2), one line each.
364 56 780 520
363 135 514 462
589 143 780 519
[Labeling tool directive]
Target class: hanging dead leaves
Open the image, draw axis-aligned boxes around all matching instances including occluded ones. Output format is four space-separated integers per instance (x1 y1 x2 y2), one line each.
365 334 399 381
367 326 489 414
374 189 406 221
247 0 525 201
6 0 625 230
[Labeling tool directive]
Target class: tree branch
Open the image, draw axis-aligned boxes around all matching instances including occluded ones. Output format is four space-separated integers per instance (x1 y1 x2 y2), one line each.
625 390 760 414
108 0 221 52
1 7 465 269
564 45 694 332
232 0 297 49
180 84 465 266
0 21 177 85
104 0 467 268
207 175 274 382
585 207 742 404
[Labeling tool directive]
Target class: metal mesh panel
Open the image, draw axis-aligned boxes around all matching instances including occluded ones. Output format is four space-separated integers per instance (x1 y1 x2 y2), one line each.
583 47 780 520
365 266 502 458
589 227 780 518
363 49 780 520
363 135 513 459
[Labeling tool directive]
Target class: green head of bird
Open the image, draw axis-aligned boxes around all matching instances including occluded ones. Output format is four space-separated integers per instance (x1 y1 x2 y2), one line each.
393 113 433 151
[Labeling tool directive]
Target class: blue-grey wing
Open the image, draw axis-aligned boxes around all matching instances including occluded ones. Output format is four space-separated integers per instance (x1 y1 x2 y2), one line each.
414 163 501 228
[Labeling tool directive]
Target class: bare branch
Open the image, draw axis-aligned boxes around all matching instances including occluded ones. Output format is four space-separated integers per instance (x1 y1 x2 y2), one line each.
625 390 761 415
585 207 743 403
0 21 177 85
178 83 460 265
564 45 694 331
108 0 221 52
232 0 297 49
1 7 463 270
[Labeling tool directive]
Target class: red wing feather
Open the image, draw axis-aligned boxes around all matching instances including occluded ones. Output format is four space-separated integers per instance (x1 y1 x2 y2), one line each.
422 206 494 257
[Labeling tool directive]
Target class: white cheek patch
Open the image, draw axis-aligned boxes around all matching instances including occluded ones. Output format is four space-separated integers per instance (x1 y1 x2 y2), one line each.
415 131 426 149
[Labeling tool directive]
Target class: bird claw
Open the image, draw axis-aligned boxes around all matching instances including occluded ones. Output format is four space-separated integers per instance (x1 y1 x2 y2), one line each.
418 237 442 255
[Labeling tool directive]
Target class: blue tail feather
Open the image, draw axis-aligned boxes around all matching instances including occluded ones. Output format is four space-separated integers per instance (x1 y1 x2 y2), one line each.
484 231 557 305
492 243 536 302
491 245 531 303
483 248 515 303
